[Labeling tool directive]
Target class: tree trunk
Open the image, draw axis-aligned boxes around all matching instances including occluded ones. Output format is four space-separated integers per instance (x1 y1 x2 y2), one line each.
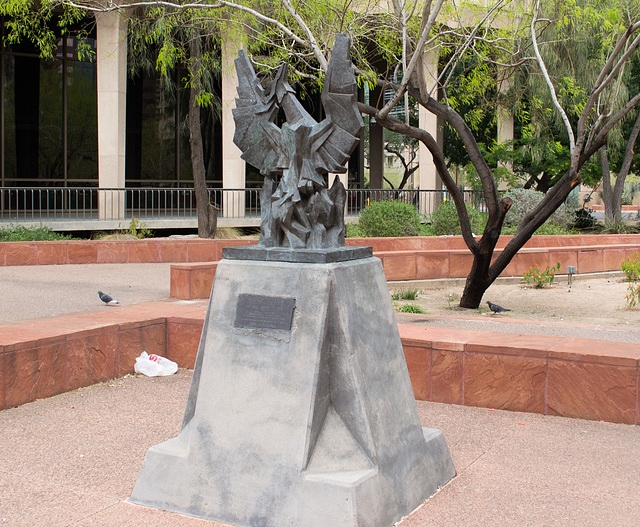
459 251 493 308
189 40 217 239
612 111 640 220
600 146 616 222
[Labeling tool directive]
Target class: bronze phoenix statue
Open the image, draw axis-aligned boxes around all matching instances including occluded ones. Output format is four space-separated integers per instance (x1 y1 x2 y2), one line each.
232 34 364 249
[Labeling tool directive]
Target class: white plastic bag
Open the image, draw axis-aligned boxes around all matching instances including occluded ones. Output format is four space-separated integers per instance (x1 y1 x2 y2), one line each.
134 351 178 377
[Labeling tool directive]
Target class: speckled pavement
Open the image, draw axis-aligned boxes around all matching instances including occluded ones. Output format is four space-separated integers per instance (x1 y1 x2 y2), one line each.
1 263 640 526
1 371 639 526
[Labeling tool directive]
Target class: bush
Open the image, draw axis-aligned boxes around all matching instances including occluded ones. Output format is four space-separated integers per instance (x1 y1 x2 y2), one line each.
623 252 640 308
0 224 73 242
622 252 640 282
523 262 561 288
357 200 422 237
429 200 486 236
345 222 365 238
501 223 575 236
391 288 420 300
397 303 427 314
504 188 575 230
573 207 597 229
118 217 152 239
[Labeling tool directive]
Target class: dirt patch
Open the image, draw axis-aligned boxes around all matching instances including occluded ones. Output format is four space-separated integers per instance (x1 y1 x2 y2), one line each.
392 274 639 328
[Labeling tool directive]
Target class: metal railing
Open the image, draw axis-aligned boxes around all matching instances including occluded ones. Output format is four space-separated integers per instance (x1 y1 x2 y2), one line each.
0 186 486 228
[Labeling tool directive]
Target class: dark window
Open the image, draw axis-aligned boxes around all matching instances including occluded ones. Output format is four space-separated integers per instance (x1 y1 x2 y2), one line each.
1 21 98 187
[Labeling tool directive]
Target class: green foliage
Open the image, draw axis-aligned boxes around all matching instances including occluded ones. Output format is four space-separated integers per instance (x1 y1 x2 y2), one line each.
429 200 486 236
0 224 73 242
600 217 640 234
626 282 640 308
345 222 365 238
504 188 576 230
391 288 420 301
621 252 640 282
397 303 427 314
623 252 640 308
357 200 422 237
118 217 152 239
446 292 460 308
573 208 597 230
523 262 561 289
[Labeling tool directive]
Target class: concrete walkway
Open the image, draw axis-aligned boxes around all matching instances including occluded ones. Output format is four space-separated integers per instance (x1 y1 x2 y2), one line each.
1 370 638 527
1 263 640 526
0 263 172 325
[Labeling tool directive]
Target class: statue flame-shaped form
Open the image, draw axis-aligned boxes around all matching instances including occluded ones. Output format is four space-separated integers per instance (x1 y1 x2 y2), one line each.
233 35 364 249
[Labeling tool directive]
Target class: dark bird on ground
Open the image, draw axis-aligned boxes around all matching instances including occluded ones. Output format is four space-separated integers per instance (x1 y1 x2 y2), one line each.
98 291 119 305
487 301 510 314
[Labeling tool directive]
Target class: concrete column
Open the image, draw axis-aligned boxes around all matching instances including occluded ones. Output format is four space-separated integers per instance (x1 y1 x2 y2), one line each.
497 74 514 191
221 37 245 218
95 10 127 220
418 50 442 214
368 87 384 190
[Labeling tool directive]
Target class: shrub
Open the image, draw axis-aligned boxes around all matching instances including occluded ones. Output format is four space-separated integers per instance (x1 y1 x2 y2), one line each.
118 217 152 239
573 207 597 229
345 222 365 238
0 224 73 242
429 200 486 236
523 262 561 288
504 188 575 230
391 288 420 300
600 217 640 234
357 200 422 237
627 283 640 307
622 252 640 282
621 252 640 309
397 303 427 314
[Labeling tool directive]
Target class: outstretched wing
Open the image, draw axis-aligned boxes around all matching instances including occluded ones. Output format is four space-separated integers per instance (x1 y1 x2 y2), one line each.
232 51 287 176
310 34 364 174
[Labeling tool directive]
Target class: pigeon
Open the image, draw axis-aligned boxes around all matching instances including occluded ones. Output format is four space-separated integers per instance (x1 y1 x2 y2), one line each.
98 291 119 305
487 301 510 314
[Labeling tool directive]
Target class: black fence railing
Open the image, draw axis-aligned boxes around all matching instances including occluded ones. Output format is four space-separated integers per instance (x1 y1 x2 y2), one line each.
0 186 486 226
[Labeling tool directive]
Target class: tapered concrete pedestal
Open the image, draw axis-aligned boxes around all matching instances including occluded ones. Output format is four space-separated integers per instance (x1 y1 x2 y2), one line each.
130 253 455 527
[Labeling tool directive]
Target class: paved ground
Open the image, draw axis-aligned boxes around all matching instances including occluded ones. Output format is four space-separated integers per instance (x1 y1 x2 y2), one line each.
1 371 638 527
0 263 172 325
1 263 640 526
1 263 639 343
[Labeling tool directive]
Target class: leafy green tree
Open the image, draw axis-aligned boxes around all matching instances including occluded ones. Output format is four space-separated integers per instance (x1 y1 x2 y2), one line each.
6 0 640 308
1 0 220 237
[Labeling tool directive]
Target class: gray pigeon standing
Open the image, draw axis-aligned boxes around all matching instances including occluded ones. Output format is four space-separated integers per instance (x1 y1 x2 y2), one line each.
98 291 119 305
487 301 509 314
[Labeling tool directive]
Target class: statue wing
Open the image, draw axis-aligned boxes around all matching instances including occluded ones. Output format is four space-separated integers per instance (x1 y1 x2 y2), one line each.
232 50 287 176
310 34 365 174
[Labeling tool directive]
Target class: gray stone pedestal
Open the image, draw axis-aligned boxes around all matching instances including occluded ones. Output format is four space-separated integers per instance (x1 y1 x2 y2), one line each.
130 255 455 527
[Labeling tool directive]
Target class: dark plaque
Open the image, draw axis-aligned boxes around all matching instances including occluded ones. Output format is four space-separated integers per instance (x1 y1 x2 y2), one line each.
235 294 296 331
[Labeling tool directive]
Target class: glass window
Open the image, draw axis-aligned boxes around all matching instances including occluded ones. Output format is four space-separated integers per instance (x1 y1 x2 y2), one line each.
126 72 177 185
38 59 63 183
66 60 98 183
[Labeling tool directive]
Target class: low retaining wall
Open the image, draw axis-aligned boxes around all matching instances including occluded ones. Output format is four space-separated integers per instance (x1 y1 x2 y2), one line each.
0 238 255 266
2 234 639 267
2 303 639 425
171 234 640 299
400 325 640 425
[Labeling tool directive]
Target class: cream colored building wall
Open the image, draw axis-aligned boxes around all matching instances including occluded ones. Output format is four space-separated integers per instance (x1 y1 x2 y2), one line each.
95 10 128 220
221 37 246 218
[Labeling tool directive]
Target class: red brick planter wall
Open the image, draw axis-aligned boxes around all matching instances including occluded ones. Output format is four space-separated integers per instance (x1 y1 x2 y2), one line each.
169 234 640 299
2 304 639 426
